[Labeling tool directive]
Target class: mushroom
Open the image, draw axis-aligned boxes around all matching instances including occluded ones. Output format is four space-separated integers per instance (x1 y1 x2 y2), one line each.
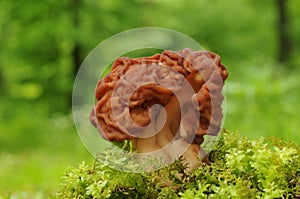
90 48 228 170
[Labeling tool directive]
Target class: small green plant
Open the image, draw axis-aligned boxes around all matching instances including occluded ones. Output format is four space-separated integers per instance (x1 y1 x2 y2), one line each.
56 130 300 198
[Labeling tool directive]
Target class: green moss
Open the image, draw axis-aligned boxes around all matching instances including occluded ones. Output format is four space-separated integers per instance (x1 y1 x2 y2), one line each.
56 130 300 198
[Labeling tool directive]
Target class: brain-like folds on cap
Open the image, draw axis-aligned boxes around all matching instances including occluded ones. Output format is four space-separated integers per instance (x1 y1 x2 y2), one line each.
90 48 228 142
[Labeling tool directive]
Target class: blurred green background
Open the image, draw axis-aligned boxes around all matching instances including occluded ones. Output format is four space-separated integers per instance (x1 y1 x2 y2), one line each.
0 0 299 197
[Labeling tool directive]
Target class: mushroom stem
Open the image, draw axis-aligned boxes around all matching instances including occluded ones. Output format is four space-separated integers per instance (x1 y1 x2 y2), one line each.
136 95 201 169
136 135 160 153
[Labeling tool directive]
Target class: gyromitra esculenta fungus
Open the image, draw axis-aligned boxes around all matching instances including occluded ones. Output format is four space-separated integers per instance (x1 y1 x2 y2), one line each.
90 48 228 170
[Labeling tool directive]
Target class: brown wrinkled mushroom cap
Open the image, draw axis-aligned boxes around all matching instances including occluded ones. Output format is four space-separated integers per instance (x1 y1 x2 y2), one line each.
90 48 228 143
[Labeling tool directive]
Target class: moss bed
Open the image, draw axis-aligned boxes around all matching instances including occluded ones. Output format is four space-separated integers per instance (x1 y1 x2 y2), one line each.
55 130 300 198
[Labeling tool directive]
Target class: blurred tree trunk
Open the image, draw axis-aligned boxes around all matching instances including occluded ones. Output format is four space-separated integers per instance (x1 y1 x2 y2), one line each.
277 0 291 63
72 0 81 78
69 0 82 107
73 45 81 78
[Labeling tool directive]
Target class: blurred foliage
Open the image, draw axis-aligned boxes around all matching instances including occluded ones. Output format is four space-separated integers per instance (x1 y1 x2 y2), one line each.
0 0 300 197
